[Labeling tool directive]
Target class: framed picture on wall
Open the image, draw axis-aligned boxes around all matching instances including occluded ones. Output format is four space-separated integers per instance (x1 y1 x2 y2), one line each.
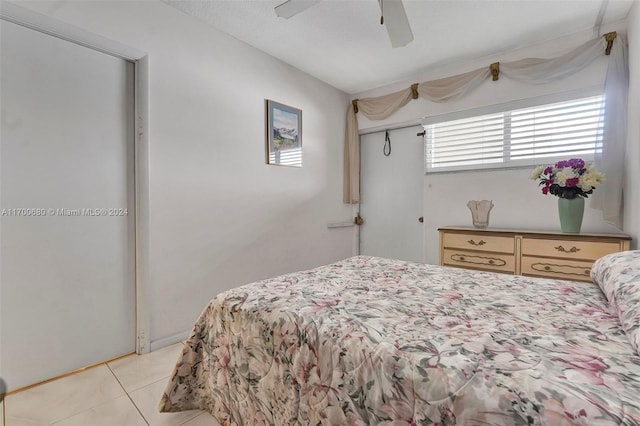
265 99 302 167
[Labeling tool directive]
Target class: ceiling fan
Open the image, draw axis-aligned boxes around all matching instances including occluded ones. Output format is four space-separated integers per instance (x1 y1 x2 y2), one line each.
274 0 414 48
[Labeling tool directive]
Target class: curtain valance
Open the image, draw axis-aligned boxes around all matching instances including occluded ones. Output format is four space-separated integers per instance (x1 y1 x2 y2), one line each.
344 32 625 229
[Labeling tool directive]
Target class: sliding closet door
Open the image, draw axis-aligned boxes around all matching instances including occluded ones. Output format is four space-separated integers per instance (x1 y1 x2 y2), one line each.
359 127 425 262
0 20 136 390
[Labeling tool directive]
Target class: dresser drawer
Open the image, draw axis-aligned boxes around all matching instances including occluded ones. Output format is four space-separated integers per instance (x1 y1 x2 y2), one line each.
521 256 593 282
442 233 514 254
522 238 620 261
443 249 515 273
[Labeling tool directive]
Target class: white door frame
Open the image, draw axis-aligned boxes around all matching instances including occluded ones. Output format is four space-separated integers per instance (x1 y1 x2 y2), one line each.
1 2 152 354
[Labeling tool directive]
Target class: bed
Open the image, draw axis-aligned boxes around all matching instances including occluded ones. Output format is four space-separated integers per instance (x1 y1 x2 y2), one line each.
159 252 640 425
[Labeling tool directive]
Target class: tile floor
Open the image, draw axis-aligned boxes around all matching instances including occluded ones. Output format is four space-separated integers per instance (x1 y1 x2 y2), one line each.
3 343 221 426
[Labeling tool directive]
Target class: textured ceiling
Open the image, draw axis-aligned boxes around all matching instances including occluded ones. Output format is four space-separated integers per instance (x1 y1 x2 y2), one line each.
162 0 635 94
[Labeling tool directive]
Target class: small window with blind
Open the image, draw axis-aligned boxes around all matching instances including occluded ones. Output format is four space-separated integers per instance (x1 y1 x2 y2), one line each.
424 94 604 173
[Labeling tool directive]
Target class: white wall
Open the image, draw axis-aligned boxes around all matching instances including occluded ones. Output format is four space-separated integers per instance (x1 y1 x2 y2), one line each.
625 1 640 249
11 1 354 346
354 24 634 264
422 170 621 264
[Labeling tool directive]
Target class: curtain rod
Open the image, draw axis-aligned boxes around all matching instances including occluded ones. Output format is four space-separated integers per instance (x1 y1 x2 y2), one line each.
358 122 424 137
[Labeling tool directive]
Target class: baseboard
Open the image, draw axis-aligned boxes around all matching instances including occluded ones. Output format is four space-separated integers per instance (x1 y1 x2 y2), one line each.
150 330 190 352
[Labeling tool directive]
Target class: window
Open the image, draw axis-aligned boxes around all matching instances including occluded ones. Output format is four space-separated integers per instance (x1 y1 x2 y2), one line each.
424 94 604 172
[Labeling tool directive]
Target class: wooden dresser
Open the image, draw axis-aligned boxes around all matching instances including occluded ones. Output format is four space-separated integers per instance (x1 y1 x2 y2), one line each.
438 227 631 282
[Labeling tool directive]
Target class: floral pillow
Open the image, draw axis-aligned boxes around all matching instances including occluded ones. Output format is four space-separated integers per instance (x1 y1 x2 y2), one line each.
591 250 640 354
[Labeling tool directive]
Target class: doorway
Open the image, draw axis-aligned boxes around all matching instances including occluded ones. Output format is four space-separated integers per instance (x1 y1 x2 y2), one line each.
359 126 425 262
1 19 137 391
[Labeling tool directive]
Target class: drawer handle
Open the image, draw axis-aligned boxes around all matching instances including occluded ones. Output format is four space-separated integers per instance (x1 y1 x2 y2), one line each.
555 245 580 253
531 262 591 276
451 253 506 267
467 239 487 246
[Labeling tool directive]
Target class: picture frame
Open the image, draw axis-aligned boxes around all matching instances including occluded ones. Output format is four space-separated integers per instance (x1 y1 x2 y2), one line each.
265 99 302 167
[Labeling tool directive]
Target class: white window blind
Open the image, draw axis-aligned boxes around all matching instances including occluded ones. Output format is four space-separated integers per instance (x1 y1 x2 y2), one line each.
424 94 604 172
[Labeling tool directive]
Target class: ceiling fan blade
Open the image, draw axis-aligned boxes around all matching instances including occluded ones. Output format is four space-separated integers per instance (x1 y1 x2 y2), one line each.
275 0 321 19
381 0 414 48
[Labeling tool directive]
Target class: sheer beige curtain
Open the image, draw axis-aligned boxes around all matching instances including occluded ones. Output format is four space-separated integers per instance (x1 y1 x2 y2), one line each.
343 103 360 204
500 37 607 83
418 67 490 102
590 34 628 228
344 32 624 228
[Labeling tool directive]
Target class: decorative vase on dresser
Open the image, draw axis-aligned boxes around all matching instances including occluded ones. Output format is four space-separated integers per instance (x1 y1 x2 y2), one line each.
558 197 585 233
530 158 603 234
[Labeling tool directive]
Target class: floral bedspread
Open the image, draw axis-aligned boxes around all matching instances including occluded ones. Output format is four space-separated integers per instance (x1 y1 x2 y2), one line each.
160 256 640 425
